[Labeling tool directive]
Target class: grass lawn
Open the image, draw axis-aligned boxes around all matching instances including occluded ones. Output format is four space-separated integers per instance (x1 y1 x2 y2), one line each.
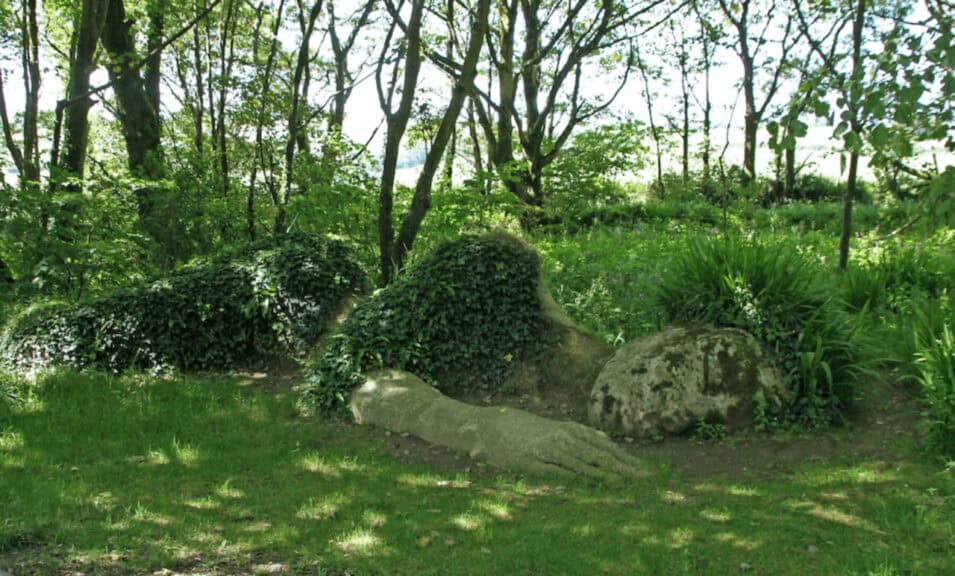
1 370 953 575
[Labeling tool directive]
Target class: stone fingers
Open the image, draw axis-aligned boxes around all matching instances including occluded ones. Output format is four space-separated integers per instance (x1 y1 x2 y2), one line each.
569 429 648 479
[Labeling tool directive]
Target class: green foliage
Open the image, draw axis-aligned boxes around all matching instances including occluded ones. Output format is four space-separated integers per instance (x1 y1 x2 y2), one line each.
536 227 675 345
788 173 873 203
303 234 547 410
0 234 364 373
742 200 913 235
539 199 725 235
0 177 152 300
911 296 955 462
840 242 954 314
543 123 647 212
693 419 728 441
656 234 871 427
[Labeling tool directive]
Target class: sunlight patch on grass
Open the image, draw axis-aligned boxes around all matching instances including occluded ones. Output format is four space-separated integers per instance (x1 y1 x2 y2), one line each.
452 513 485 532
820 490 850 501
244 521 272 533
296 494 348 521
147 448 169 466
786 499 883 533
130 503 172 527
667 527 694 549
701 508 732 523
662 490 688 504
396 472 471 489
714 532 763 551
183 496 220 510
171 438 201 466
361 510 387 528
215 480 244 499
725 485 761 497
297 452 365 477
478 500 512 520
810 505 882 533
571 524 595 537
90 491 117 512
334 528 384 556
799 463 899 486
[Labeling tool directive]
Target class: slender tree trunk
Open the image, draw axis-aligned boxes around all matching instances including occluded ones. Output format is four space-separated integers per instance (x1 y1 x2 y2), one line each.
636 45 664 198
21 0 41 185
466 99 485 193
191 11 205 152
391 0 490 273
784 139 796 197
377 0 425 284
839 0 866 272
275 0 323 235
216 0 238 198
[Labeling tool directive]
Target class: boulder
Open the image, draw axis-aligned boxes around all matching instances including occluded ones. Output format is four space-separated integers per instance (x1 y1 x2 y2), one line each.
588 325 787 437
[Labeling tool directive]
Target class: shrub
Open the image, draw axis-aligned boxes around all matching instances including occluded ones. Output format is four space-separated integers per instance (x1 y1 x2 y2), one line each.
0 233 364 373
303 234 548 410
656 234 870 427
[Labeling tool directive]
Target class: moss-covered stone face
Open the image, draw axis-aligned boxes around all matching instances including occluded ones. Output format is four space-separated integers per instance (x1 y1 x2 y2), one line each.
588 325 787 437
304 234 548 411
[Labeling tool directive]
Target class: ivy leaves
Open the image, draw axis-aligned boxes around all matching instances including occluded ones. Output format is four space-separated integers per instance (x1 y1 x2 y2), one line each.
0 234 364 373
303 234 547 411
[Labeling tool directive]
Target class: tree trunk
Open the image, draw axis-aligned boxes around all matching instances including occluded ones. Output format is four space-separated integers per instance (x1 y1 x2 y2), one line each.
275 0 323 235
60 0 108 181
377 0 425 284
101 0 163 179
388 0 489 277
785 144 796 198
21 0 41 185
839 0 866 272
145 0 165 119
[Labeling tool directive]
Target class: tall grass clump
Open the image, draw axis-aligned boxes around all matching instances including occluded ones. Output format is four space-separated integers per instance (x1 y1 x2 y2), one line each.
902 296 955 462
657 234 870 427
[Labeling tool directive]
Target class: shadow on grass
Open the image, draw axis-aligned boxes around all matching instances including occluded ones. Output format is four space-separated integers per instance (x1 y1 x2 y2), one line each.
1 369 953 575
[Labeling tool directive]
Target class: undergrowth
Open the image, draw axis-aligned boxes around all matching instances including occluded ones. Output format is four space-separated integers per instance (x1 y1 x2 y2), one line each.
656 234 873 428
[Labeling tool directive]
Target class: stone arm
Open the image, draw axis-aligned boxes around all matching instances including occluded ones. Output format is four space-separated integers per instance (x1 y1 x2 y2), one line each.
351 369 648 480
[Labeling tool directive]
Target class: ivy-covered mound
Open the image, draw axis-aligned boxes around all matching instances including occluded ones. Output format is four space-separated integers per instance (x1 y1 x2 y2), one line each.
0 234 364 373
303 234 548 410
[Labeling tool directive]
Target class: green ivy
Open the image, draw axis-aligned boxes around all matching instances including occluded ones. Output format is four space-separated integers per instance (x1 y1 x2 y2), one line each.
0 233 364 373
302 234 547 410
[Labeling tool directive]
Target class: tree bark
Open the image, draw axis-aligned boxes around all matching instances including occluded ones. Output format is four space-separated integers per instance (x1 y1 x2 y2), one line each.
101 0 163 179
391 0 491 273
60 0 109 181
376 0 425 284
275 0 323 235
145 0 165 119
20 0 41 185
839 0 866 272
